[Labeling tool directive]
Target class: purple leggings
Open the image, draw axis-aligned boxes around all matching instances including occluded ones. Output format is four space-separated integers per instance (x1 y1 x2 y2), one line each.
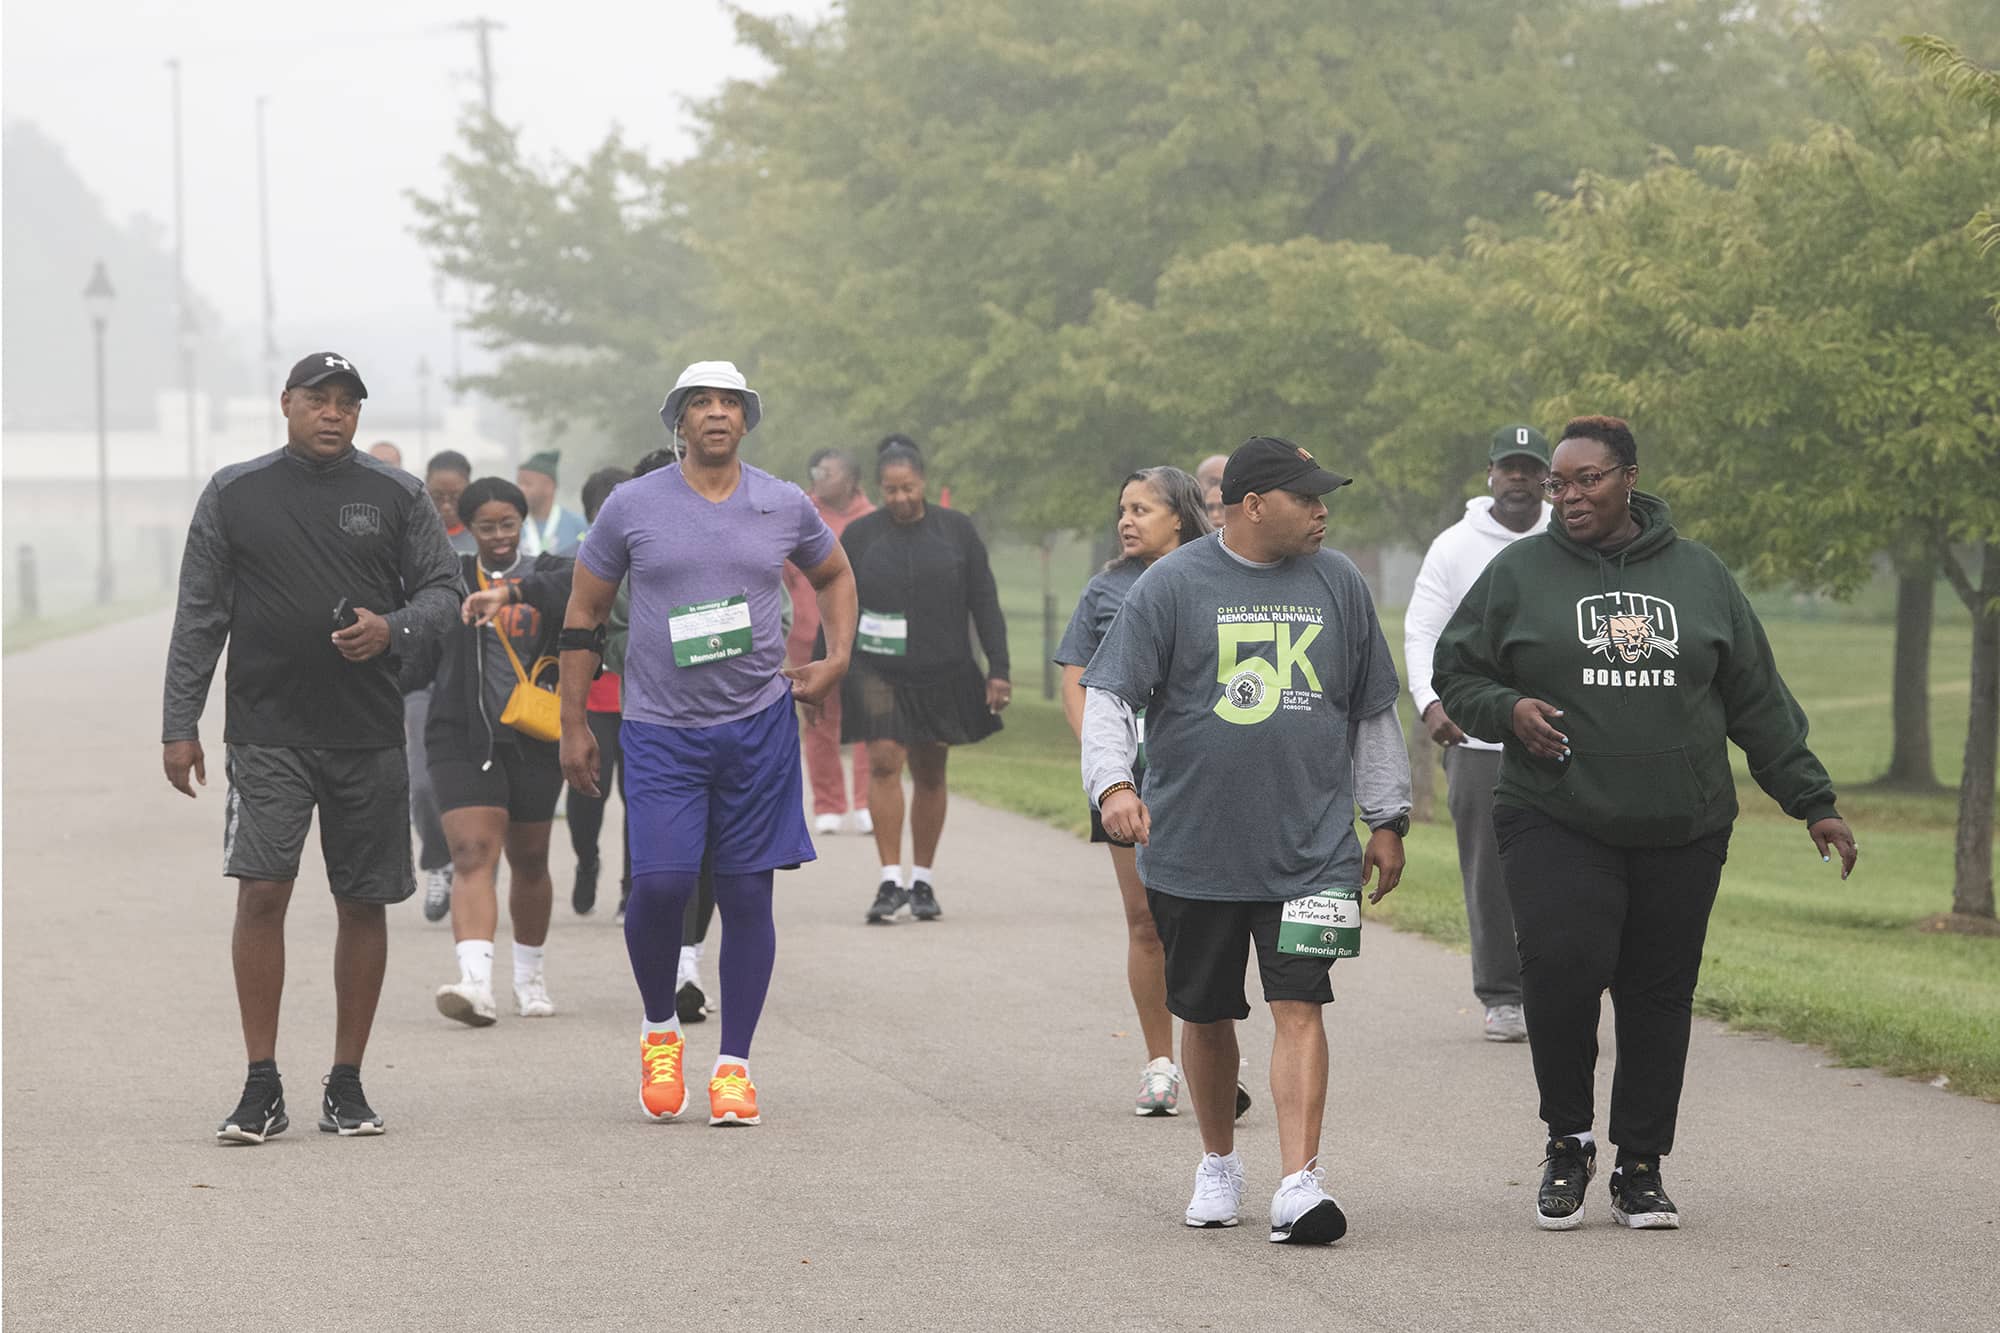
625 868 776 1058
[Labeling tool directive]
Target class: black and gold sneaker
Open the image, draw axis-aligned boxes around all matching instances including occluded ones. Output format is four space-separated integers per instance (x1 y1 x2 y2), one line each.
1536 1135 1596 1230
1610 1155 1680 1229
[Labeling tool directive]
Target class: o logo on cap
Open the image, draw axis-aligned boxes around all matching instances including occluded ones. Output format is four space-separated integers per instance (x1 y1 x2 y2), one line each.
1516 428 1531 445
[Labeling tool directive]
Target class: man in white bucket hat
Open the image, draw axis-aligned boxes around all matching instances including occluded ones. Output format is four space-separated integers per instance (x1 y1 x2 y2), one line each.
557 360 857 1126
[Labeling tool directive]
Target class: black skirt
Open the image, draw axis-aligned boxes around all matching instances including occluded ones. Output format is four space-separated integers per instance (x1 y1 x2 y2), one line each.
841 656 1002 747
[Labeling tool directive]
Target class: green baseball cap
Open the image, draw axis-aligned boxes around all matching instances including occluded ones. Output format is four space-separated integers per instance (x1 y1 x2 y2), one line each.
1489 425 1550 467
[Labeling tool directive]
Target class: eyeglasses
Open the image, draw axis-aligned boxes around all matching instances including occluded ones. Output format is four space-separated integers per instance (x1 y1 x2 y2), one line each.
1541 466 1631 499
470 518 522 537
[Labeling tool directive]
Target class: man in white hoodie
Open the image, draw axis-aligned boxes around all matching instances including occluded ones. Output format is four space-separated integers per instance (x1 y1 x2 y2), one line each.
1404 425 1552 1043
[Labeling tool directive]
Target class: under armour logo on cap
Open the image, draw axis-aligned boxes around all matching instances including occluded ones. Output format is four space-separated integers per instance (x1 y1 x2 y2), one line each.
285 351 369 399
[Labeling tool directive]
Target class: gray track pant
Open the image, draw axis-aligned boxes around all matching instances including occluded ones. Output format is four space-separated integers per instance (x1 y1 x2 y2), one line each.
1442 745 1523 1008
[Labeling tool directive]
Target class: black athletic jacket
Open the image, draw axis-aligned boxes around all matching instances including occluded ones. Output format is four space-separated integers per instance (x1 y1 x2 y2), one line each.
399 552 573 764
161 446 460 748
840 505 1010 681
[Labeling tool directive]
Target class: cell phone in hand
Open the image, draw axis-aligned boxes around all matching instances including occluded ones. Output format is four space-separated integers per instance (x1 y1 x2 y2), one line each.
332 597 358 630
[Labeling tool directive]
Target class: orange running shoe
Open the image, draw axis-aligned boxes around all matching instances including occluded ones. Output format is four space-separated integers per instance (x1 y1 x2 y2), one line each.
641 1031 687 1120
708 1063 760 1127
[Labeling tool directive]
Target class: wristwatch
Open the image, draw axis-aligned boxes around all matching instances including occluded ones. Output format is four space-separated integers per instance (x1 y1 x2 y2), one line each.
1371 812 1411 838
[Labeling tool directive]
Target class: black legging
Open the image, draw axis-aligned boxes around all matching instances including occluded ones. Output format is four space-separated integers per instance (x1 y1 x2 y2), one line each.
567 710 629 891
1493 803 1729 1157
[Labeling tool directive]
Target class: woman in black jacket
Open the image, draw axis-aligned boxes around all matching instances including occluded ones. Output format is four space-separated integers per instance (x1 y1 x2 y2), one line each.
840 436 1010 925
402 477 574 1028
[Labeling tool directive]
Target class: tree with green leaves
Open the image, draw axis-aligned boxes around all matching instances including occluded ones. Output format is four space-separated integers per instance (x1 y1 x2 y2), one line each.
1476 48 1999 917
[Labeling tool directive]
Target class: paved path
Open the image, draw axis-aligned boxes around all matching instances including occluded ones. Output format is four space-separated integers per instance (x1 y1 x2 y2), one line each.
4 613 1996 1331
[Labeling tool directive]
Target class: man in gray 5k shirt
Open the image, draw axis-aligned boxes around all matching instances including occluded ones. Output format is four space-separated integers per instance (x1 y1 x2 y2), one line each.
1081 436 1411 1246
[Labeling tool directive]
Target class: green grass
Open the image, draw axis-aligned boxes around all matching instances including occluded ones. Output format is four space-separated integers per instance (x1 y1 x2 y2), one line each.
965 541 2000 1100
3 594 170 656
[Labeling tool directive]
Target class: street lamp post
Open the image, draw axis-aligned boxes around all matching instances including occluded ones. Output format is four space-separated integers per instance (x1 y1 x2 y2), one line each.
84 261 116 605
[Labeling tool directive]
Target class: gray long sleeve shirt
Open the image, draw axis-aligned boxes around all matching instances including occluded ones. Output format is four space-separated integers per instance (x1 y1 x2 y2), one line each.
161 446 461 748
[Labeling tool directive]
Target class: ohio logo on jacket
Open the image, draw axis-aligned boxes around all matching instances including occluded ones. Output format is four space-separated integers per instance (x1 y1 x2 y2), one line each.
1575 591 1679 687
338 503 382 538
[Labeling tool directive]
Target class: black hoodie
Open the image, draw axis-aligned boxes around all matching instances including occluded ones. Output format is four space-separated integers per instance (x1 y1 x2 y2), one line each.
401 552 573 765
1433 491 1839 847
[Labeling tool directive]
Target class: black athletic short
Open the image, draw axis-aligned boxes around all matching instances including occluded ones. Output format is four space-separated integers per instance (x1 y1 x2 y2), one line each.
1088 762 1146 847
430 740 563 823
223 744 413 903
1145 888 1336 1023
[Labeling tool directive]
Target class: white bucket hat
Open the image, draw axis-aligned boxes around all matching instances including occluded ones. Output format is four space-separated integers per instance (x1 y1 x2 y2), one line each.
659 360 762 436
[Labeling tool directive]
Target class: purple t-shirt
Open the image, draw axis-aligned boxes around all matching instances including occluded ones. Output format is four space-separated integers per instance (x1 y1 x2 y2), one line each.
579 462 836 729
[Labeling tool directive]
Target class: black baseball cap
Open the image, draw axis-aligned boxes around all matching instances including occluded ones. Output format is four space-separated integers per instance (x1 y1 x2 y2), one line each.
285 352 368 398
1219 436 1352 505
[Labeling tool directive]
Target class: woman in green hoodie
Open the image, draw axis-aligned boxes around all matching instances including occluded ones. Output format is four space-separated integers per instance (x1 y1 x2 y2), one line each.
1434 415 1857 1234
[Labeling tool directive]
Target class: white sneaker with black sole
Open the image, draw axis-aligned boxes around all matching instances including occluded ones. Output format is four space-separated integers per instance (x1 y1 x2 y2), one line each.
1269 1157 1347 1244
1184 1151 1245 1228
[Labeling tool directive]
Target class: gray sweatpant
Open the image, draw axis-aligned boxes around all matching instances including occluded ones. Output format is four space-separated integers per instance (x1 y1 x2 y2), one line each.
1442 745 1522 1007
404 686 451 872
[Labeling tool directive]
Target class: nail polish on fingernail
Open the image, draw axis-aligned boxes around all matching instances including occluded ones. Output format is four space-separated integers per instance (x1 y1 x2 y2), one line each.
1822 855 1830 862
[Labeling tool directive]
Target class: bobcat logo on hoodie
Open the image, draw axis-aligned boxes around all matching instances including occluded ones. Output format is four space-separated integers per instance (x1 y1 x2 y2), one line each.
1577 592 1680 687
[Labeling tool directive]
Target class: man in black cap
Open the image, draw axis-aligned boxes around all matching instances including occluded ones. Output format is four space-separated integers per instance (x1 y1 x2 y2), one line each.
1403 425 1551 1043
162 351 461 1146
1080 435 1411 1244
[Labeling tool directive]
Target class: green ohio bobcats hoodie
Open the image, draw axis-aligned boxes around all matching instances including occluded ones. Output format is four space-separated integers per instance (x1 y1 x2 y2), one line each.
1432 490 1839 848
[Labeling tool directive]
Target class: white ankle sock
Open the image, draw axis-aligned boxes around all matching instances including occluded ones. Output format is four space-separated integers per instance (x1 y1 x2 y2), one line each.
512 942 544 987
911 865 933 886
1562 1130 1596 1147
455 940 493 986
880 864 905 887
713 1054 748 1076
643 1016 681 1040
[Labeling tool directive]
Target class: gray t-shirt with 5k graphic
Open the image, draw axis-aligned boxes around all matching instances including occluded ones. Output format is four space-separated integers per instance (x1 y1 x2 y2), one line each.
1079 532 1400 902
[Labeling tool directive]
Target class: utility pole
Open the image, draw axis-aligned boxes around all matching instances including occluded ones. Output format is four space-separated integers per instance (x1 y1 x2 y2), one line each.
256 95 278 437
457 16 505 120
169 58 198 499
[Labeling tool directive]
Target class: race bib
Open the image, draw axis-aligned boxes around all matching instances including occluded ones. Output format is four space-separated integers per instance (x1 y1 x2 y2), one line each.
1277 887 1361 959
670 595 753 667
858 610 908 656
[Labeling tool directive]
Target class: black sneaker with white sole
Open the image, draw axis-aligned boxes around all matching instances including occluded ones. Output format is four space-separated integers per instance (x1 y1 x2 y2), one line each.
865 881 909 924
217 1074 288 1145
1610 1156 1681 1229
908 882 942 921
318 1067 385 1136
1236 1081 1253 1120
1537 1135 1596 1230
677 977 708 1023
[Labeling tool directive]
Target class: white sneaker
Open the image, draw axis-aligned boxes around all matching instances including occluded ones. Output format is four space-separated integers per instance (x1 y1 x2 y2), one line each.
1484 1004 1529 1043
814 813 841 836
421 867 452 923
1184 1152 1244 1228
1269 1157 1347 1244
436 978 497 1027
1135 1056 1181 1116
514 974 556 1018
851 808 873 835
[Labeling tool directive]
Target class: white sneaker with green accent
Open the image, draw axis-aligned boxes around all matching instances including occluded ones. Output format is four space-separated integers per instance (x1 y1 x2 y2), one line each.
1134 1056 1181 1116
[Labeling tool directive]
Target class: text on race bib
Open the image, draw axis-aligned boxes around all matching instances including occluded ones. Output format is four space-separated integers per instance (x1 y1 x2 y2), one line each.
670 595 753 668
858 610 909 657
1277 887 1361 959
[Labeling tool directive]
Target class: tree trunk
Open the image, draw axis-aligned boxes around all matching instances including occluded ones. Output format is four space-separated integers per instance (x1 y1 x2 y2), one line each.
1879 549 1942 790
1406 701 1436 823
1950 543 1998 919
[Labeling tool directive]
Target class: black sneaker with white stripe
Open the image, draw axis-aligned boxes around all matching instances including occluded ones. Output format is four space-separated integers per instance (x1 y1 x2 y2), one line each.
865 881 908 924
318 1067 385 1136
216 1073 288 1145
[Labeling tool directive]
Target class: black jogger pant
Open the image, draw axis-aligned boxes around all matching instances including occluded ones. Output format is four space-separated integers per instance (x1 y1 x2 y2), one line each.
1492 803 1729 1157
